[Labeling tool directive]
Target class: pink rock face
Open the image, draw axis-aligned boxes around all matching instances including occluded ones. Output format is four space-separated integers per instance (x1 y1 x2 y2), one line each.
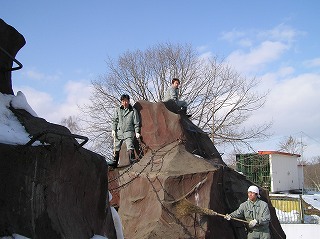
109 100 285 239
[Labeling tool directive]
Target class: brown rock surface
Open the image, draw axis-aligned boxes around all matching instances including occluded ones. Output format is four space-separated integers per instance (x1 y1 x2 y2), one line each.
109 100 286 239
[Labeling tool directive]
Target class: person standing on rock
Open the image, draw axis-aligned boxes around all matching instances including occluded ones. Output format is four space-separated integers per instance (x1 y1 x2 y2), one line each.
108 94 141 168
224 185 271 239
164 78 189 115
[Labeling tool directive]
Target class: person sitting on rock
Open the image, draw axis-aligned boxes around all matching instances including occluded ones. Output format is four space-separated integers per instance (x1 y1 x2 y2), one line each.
108 94 141 168
164 78 189 115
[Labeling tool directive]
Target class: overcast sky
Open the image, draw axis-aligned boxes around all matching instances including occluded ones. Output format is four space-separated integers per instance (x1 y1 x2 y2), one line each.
1 1 320 159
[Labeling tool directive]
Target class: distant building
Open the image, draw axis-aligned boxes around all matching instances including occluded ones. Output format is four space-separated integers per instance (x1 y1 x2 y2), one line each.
236 151 303 193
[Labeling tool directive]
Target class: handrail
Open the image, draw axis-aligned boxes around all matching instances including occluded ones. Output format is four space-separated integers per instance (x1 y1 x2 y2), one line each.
0 45 23 71
25 130 89 149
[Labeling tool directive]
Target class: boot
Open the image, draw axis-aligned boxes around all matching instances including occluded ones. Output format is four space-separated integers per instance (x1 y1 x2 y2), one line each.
128 149 136 164
181 106 187 114
108 151 119 168
178 106 192 118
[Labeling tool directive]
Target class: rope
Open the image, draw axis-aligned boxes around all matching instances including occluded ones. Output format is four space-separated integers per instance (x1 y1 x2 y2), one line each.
108 138 183 191
145 175 195 238
165 176 208 204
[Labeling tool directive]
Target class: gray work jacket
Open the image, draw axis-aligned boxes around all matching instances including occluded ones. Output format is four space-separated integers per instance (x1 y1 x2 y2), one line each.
112 105 140 139
230 198 270 233
164 86 179 101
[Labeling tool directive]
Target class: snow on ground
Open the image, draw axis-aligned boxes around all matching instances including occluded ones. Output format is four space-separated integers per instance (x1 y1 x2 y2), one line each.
108 192 124 239
281 224 320 238
271 192 320 224
303 194 320 211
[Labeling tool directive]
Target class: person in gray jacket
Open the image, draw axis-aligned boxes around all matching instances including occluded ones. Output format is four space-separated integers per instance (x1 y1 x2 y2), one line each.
224 185 271 239
164 78 189 115
108 94 141 168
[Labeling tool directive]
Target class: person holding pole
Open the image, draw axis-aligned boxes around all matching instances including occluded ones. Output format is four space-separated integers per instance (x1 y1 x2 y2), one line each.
224 185 271 239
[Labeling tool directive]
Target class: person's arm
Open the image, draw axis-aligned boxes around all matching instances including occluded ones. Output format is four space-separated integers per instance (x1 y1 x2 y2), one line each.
112 108 119 131
133 108 140 134
172 87 179 101
256 202 271 226
164 87 178 101
229 202 245 219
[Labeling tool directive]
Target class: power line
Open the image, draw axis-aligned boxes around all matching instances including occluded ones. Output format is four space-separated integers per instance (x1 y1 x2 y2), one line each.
299 131 320 145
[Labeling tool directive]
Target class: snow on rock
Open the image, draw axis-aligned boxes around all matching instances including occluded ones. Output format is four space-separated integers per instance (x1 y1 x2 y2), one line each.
109 191 124 239
10 91 37 117
111 207 124 239
0 92 35 145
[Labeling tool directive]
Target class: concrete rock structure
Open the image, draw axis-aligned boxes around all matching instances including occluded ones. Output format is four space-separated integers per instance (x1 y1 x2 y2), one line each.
0 106 116 239
1 17 286 239
109 100 286 239
0 19 116 239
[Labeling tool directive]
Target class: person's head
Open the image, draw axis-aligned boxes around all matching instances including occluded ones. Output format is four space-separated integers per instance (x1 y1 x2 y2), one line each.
247 185 260 201
172 78 180 89
120 94 130 108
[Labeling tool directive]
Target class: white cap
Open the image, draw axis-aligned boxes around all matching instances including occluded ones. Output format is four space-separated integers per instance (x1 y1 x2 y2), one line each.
248 185 260 198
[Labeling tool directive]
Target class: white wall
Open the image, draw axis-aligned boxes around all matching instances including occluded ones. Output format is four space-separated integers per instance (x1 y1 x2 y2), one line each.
281 224 320 238
297 165 304 190
270 154 300 192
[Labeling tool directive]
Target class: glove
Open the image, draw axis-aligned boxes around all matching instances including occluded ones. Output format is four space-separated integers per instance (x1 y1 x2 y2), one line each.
224 214 231 221
136 133 141 138
249 219 257 228
111 130 116 138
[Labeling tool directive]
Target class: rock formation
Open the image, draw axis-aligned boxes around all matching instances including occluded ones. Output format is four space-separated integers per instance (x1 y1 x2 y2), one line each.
0 17 285 239
109 100 286 239
0 19 116 239
0 18 25 95
0 107 116 239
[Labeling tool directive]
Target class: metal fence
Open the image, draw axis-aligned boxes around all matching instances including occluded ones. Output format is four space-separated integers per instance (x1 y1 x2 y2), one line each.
270 195 304 224
235 154 271 189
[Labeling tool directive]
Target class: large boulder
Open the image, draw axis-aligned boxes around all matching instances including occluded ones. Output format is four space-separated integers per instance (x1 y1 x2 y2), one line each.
0 107 116 239
0 19 117 239
109 100 285 239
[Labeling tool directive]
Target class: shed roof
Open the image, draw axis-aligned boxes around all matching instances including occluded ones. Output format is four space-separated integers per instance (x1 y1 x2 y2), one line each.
258 150 301 157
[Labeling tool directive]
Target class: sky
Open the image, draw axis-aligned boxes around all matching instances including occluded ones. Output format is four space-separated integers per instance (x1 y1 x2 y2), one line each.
1 0 320 160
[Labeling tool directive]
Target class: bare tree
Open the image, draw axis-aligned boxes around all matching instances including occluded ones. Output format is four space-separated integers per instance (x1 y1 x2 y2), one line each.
277 135 305 154
188 58 271 150
80 42 271 157
78 83 117 157
304 156 320 191
101 43 202 101
60 116 80 133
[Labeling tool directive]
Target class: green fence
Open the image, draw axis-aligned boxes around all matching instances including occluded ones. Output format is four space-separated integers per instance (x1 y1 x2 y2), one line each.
236 153 271 189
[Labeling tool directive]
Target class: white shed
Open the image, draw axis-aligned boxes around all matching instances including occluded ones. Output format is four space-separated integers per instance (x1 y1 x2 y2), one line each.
235 151 303 193
259 151 302 193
